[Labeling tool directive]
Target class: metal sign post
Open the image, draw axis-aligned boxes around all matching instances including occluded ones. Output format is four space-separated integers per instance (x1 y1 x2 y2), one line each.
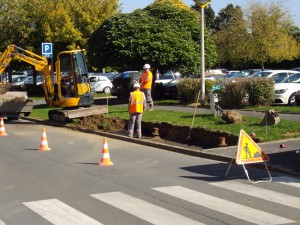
41 43 54 80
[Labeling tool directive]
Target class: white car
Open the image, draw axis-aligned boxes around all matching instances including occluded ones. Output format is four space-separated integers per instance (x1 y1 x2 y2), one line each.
89 75 113 94
155 71 181 84
251 70 299 83
274 73 300 105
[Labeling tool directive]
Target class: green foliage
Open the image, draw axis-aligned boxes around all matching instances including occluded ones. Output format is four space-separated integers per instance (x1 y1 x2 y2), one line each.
212 2 300 69
87 2 217 73
246 1 300 68
176 78 200 103
244 78 275 106
0 0 119 60
216 78 248 108
216 78 275 108
176 78 215 103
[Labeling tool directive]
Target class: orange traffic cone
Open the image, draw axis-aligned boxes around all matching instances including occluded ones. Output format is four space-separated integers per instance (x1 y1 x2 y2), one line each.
99 138 113 166
0 117 7 136
38 128 51 151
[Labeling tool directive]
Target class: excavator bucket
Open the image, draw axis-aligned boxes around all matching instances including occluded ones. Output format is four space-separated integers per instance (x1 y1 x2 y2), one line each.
0 83 12 94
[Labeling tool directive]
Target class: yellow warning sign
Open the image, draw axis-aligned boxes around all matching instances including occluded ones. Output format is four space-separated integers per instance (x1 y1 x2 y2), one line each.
236 130 269 165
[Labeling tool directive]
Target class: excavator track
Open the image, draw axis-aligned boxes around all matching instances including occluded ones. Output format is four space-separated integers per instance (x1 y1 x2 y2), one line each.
48 105 108 123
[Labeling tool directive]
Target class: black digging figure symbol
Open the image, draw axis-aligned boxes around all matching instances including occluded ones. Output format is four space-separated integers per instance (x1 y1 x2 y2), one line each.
243 142 252 159
243 142 262 159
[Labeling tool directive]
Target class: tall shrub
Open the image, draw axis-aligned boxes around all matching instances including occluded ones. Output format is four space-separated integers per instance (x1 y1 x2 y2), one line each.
176 78 215 103
216 78 248 108
245 77 274 106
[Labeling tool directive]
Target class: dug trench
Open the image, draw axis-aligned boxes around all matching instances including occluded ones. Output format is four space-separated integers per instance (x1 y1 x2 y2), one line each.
74 114 243 149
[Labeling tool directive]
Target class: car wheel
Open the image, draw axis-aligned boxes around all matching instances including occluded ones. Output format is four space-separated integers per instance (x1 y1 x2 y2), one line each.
288 93 296 106
103 87 111 94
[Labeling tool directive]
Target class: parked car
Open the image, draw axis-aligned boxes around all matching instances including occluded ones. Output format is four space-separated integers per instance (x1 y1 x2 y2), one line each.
12 75 28 85
291 67 300 72
204 75 224 80
110 71 141 98
10 75 29 90
251 70 299 83
89 75 113 94
162 78 182 98
23 76 44 85
155 71 181 84
223 72 250 79
224 70 240 75
295 90 300 105
274 73 300 105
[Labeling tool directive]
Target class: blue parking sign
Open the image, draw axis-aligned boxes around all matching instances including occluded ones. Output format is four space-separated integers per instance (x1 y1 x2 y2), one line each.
42 43 52 58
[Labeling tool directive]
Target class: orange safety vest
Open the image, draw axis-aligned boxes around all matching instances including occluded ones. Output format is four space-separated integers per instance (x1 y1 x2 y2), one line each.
139 71 153 89
129 91 145 113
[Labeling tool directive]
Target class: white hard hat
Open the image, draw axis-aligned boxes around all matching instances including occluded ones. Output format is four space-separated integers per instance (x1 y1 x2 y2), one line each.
133 83 140 88
143 64 151 69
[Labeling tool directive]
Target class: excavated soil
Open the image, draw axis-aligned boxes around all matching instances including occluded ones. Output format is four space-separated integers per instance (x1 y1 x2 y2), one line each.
75 115 243 149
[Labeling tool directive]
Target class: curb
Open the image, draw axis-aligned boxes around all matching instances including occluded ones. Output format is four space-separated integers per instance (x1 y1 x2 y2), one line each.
21 117 300 177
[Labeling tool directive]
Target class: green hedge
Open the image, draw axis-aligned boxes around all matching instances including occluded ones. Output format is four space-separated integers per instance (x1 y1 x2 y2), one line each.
176 78 215 103
176 77 275 107
215 77 274 108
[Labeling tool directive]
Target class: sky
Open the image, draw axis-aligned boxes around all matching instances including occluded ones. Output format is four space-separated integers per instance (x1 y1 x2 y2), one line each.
119 0 300 27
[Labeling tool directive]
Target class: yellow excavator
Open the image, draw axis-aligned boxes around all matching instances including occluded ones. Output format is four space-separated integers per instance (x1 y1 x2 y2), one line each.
0 44 107 121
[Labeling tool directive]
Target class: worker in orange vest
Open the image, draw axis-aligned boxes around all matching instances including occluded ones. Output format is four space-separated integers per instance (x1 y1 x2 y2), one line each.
128 83 146 138
139 63 154 111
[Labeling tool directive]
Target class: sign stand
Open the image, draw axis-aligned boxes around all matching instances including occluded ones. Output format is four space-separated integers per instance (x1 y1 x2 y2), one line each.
225 130 272 184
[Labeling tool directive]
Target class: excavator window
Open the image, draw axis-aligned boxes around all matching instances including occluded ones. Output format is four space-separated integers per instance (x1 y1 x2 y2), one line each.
72 53 88 84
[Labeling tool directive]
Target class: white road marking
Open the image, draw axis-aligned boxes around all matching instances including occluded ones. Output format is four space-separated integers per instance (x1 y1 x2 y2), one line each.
23 199 102 225
272 176 300 188
0 219 6 225
210 180 300 209
91 192 205 225
153 186 294 225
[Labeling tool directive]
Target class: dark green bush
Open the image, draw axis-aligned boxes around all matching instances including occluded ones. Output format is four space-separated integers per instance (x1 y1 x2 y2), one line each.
176 78 215 103
245 77 274 106
216 78 248 108
215 77 275 108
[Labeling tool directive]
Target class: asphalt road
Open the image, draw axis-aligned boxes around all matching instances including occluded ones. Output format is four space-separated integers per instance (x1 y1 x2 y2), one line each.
0 120 299 225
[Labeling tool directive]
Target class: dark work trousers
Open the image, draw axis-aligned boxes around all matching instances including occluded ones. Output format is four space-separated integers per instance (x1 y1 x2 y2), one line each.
128 112 143 138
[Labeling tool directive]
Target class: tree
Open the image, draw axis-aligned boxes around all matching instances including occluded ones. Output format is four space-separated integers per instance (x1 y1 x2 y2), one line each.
290 26 300 43
212 4 248 68
191 4 215 30
0 0 119 56
87 2 217 74
245 1 299 69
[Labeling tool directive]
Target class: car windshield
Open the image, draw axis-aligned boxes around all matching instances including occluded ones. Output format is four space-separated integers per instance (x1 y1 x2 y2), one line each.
281 73 300 83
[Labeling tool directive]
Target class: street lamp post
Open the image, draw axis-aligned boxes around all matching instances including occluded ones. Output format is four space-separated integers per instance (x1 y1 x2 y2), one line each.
193 0 211 105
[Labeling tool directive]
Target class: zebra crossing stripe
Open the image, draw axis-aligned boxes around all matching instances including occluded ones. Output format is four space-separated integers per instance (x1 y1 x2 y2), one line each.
23 199 102 225
210 180 300 209
0 219 6 225
153 186 294 225
272 176 300 188
91 192 205 225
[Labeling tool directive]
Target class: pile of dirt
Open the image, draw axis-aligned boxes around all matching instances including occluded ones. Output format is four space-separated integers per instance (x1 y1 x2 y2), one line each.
76 115 126 132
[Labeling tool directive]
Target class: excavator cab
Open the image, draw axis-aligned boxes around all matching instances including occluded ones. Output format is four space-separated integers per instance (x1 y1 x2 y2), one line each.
47 50 93 108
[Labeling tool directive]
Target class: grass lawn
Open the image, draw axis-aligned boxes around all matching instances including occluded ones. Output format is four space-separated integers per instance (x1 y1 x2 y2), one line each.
29 102 300 142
